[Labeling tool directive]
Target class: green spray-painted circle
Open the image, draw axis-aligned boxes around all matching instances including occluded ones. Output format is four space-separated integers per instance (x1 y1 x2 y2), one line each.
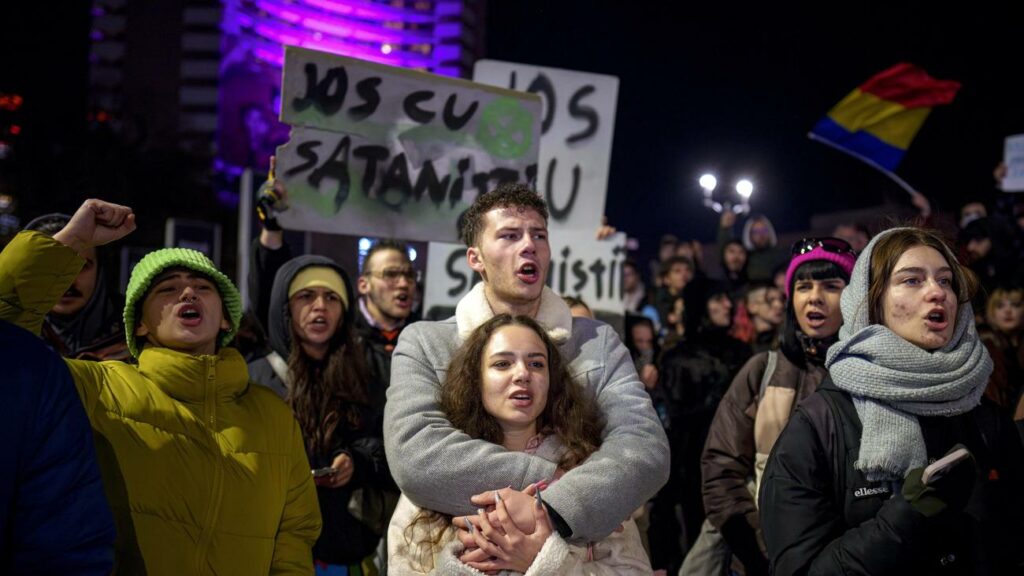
476 98 534 159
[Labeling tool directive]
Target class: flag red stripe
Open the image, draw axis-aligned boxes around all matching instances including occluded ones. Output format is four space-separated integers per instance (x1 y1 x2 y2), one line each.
858 62 961 108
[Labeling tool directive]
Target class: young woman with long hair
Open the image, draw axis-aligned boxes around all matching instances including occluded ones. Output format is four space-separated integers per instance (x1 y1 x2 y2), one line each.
388 314 651 575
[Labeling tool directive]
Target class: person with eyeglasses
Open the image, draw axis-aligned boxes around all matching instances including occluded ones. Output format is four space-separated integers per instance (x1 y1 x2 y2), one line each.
356 238 420 417
759 228 1024 575
686 237 855 576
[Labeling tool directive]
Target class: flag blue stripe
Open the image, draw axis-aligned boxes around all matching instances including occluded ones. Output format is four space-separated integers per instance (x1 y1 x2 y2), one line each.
810 117 905 172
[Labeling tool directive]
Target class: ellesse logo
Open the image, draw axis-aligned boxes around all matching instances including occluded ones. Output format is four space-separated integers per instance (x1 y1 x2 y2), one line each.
853 485 891 498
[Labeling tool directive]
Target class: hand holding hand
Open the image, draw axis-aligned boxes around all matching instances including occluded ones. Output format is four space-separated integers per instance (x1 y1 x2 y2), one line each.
464 488 554 573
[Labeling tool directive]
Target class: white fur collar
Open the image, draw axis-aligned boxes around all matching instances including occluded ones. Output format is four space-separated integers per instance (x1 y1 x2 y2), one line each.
455 283 573 344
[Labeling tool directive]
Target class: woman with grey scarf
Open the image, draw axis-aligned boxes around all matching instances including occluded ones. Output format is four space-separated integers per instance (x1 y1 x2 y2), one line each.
758 227 1024 575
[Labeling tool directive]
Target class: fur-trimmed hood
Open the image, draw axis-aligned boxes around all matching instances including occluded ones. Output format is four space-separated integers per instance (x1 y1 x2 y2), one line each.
455 282 572 344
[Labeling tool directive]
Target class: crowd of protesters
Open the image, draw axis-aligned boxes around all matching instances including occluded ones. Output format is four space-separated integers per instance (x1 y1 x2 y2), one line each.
1 166 1023 576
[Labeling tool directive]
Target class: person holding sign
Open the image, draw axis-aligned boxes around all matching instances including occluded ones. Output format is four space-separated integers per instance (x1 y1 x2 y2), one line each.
250 248 393 575
759 227 1024 575
388 314 651 574
384 183 669 573
0 199 321 575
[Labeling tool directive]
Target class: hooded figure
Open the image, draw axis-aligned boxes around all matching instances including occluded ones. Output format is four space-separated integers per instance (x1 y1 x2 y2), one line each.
249 254 356 397
24 213 128 360
249 254 395 571
759 227 1024 575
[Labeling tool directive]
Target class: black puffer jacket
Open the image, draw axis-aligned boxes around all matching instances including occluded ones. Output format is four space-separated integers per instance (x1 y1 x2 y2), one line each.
352 310 402 437
760 379 1024 575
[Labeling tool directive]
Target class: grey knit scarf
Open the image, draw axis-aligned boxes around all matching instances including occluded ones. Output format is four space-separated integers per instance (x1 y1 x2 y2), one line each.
825 228 992 481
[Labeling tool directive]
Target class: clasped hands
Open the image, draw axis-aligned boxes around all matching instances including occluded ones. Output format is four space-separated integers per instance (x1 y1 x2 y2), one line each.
453 483 554 574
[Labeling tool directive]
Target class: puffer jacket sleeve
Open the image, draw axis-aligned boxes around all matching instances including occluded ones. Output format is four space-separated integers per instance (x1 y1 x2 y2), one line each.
59 359 114 422
0 231 83 336
759 403 927 576
0 232 108 412
3 321 115 574
701 353 766 568
270 416 322 575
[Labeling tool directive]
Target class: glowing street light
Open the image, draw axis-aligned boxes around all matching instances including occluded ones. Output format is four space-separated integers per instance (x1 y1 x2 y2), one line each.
736 179 753 198
699 174 717 192
698 172 755 214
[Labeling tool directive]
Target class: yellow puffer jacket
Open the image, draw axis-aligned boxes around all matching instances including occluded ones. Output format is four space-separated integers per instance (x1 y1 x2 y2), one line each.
0 232 321 575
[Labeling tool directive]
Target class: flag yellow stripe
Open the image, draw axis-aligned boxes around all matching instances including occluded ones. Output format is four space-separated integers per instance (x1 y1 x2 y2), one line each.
828 89 931 149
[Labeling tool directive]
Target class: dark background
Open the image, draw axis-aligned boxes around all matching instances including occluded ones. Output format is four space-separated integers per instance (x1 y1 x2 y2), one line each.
3 2 1021 265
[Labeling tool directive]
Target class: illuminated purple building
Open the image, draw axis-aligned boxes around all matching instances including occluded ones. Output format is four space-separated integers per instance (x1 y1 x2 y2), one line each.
88 0 484 176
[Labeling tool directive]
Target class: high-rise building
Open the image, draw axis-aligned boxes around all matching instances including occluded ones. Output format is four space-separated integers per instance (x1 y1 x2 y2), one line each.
87 0 485 178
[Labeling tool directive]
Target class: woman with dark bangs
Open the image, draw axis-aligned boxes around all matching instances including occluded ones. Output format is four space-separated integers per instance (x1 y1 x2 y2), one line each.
691 238 855 576
388 314 652 575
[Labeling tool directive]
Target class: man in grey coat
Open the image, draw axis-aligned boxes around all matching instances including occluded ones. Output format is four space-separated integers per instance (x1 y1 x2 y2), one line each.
383 183 670 571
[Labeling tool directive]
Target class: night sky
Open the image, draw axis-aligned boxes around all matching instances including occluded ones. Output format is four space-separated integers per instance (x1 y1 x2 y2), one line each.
484 2 1024 257
3 3 1022 260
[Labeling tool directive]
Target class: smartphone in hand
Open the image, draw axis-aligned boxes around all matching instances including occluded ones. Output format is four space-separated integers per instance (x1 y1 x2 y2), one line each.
312 467 338 478
922 447 971 485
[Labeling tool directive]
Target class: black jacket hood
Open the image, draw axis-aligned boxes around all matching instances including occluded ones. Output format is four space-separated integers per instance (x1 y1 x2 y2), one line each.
267 254 356 359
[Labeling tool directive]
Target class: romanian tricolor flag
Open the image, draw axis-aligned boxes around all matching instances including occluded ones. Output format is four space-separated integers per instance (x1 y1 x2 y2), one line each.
809 63 961 174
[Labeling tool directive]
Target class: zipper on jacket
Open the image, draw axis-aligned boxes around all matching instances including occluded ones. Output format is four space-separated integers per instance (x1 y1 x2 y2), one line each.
194 356 224 573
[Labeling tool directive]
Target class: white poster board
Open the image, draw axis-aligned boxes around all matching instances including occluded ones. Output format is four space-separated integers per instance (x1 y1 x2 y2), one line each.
423 232 627 319
1003 134 1024 192
473 60 619 232
275 47 543 242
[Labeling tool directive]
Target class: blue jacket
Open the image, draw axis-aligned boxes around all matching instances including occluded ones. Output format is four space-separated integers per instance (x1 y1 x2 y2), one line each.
0 319 115 574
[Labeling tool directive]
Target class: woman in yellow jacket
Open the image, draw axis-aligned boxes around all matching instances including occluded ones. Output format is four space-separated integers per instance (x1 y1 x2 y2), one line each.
0 199 321 575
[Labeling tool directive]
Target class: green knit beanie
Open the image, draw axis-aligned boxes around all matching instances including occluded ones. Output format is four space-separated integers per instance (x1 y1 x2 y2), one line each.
123 247 242 358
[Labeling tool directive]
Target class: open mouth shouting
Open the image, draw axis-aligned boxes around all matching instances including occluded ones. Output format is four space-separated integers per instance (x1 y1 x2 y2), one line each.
394 291 411 309
509 388 534 408
306 315 332 334
177 304 203 327
924 308 949 332
516 262 540 284
804 310 828 329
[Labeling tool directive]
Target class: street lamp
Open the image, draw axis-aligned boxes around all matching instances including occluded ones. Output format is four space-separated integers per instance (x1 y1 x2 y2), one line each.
699 174 717 192
735 179 753 199
699 172 754 214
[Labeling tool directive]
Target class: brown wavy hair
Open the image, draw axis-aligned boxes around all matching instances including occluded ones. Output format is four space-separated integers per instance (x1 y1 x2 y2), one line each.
404 314 604 569
442 314 603 469
286 313 369 457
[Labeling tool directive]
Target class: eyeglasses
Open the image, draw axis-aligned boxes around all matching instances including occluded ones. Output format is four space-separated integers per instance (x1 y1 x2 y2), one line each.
790 237 855 256
364 268 421 284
